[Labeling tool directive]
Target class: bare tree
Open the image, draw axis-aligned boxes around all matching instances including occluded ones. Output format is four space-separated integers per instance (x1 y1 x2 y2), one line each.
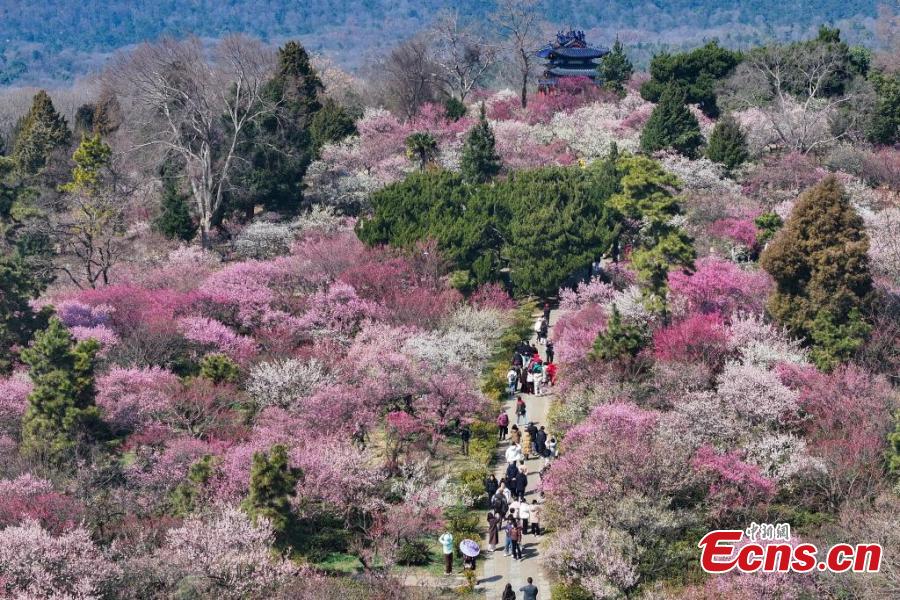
490 0 544 108
107 36 275 247
428 11 498 100
372 38 441 119
721 43 869 154
874 3 900 73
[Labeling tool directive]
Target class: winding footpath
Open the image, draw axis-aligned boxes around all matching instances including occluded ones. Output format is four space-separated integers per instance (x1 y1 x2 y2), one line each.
479 308 562 599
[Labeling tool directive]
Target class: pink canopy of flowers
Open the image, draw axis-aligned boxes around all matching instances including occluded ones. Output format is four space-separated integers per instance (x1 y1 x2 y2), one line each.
668 257 771 316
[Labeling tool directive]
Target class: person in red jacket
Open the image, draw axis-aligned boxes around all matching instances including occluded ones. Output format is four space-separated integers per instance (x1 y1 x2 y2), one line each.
545 362 558 385
497 411 509 441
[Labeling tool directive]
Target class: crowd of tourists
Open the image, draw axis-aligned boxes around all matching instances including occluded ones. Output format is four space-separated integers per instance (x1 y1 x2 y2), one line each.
438 305 557 598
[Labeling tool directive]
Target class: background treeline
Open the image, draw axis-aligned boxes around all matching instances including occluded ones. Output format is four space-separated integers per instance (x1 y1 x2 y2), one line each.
0 0 889 85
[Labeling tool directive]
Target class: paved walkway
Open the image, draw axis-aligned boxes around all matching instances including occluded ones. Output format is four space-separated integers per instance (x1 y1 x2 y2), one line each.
479 309 561 599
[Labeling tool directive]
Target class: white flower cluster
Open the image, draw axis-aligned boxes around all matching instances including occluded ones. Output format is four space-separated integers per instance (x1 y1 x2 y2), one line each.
246 358 334 410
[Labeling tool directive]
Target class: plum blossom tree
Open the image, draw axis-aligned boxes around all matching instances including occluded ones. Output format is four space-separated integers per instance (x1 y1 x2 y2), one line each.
160 506 297 598
0 474 82 533
691 445 776 522
0 519 121 598
544 523 640 598
95 366 180 432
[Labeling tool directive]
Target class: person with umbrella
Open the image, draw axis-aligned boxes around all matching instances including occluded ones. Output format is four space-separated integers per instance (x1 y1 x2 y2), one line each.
460 539 480 571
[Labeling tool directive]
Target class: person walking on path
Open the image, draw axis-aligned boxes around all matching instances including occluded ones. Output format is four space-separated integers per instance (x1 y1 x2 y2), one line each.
534 426 547 456
460 423 471 455
520 578 539 600
516 397 527 424
502 583 516 600
439 531 454 574
507 367 518 399
514 466 528 502
518 497 531 533
509 424 521 446
497 411 509 441
485 474 499 499
521 425 532 460
487 510 501 551
529 500 541 535
509 521 523 560
503 519 514 556
545 340 554 364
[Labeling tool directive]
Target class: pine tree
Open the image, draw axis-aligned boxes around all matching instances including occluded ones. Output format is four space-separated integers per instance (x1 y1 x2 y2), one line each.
242 444 301 544
760 176 873 370
639 85 704 158
20 318 105 462
60 134 112 196
237 41 324 214
443 97 467 121
310 98 357 150
170 454 216 516
706 114 749 172
590 305 648 361
0 255 51 374
460 104 501 184
154 176 197 242
609 154 695 311
12 91 71 175
599 38 633 96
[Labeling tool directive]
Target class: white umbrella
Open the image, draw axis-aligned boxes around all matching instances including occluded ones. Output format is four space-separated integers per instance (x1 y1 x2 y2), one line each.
459 539 480 557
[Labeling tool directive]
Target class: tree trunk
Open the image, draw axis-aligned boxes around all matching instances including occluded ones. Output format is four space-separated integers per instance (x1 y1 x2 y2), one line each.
520 72 528 108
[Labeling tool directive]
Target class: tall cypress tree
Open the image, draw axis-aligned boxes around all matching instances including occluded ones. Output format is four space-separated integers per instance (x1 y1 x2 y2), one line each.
20 318 105 462
639 85 704 158
237 41 324 214
242 444 301 545
12 91 71 176
599 38 634 96
706 113 749 172
460 104 501 184
760 176 873 370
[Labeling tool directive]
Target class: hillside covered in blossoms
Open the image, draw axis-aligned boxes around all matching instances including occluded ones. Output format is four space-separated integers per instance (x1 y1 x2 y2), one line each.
0 9 898 600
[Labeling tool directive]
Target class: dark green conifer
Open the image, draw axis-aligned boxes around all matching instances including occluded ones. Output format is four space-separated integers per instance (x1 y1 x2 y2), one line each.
639 86 704 158
706 113 749 171
460 104 501 184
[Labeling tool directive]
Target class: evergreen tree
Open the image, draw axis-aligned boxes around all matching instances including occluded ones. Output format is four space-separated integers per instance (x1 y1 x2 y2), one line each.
199 353 240 384
640 86 705 158
60 134 112 196
170 454 216 516
404 132 438 170
12 91 71 176
760 176 873 370
599 38 633 96
610 154 695 311
0 255 52 374
309 98 357 150
242 444 301 544
443 97 467 121
237 41 324 214
590 305 649 361
754 212 783 246
706 114 748 171
154 176 197 242
639 41 741 118
866 71 900 145
73 103 96 136
20 318 105 462
460 104 501 185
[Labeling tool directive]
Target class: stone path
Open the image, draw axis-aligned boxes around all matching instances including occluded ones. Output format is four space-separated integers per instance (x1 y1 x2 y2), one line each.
479 308 561 599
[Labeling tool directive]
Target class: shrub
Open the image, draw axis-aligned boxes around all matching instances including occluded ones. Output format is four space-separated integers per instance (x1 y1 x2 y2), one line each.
396 539 432 566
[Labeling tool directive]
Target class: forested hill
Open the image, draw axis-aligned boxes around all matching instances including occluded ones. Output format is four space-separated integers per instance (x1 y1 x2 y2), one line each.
0 0 883 84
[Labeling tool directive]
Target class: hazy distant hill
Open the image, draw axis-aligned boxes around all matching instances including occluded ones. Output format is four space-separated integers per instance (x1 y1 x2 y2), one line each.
0 0 883 85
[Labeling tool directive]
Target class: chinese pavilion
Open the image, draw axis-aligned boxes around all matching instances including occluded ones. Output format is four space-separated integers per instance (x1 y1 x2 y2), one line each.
536 30 608 91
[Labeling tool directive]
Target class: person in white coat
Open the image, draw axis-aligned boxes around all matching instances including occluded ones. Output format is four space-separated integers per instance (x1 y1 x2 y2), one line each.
505 442 523 464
